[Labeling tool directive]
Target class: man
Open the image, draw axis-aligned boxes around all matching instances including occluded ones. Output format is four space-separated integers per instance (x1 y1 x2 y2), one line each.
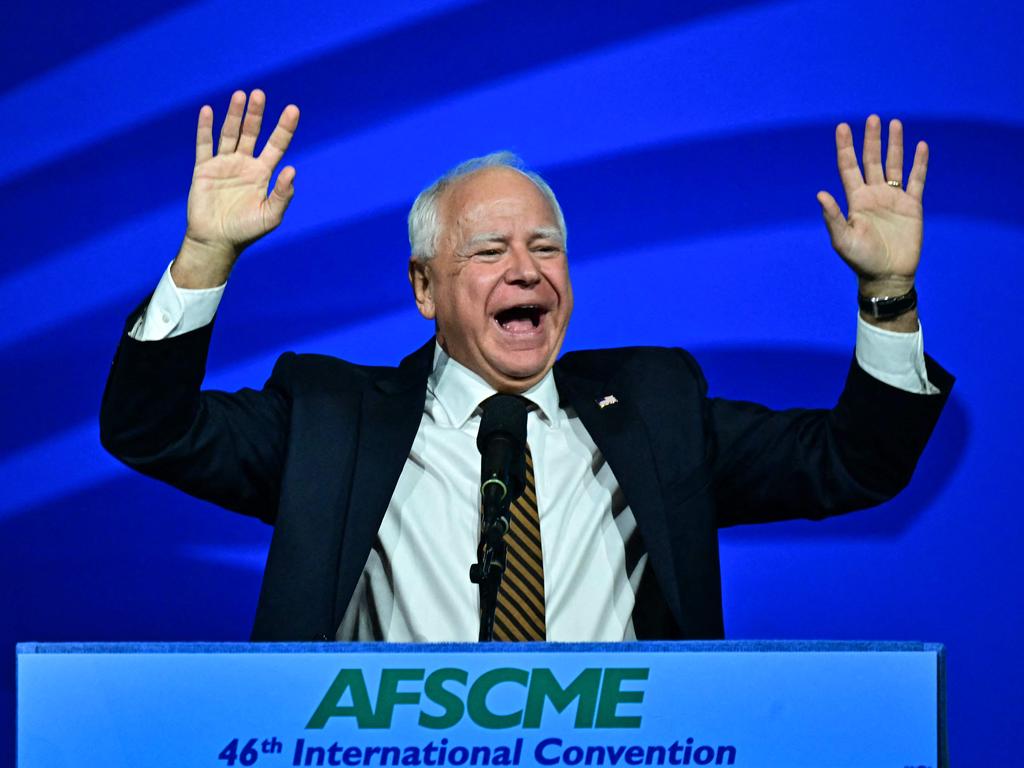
100 89 953 642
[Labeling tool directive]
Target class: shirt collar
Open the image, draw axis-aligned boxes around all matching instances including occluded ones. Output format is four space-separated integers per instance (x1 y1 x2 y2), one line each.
427 343 560 429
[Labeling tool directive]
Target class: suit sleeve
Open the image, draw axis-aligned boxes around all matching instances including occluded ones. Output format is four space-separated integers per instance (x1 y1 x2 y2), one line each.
682 350 956 527
99 314 291 524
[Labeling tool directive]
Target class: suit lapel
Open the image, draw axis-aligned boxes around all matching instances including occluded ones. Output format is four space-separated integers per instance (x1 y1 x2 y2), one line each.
333 341 433 626
332 345 687 633
554 364 685 628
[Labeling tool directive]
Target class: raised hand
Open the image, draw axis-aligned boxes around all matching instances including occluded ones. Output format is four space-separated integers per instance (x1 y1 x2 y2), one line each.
172 90 300 288
816 115 928 313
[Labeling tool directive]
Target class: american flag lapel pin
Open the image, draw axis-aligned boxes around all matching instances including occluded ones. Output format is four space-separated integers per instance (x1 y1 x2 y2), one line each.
597 394 619 409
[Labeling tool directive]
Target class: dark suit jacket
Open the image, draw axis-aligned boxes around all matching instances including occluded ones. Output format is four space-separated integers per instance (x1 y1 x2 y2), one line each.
100 319 954 641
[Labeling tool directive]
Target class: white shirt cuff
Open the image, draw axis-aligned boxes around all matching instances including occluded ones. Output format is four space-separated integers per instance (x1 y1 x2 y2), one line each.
855 313 940 395
129 261 226 341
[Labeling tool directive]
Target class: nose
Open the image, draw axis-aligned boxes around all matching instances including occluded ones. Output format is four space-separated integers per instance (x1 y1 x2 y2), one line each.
504 244 541 286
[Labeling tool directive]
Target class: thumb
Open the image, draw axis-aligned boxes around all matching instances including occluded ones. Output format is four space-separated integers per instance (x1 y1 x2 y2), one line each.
816 190 848 248
267 165 297 223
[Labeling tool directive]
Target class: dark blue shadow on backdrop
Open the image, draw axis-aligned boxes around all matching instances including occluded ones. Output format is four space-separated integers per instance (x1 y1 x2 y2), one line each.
0 0 187 93
0 0 763 270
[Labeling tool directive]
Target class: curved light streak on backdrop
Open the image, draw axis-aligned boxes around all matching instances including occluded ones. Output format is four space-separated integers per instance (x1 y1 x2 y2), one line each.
2 0 1020 764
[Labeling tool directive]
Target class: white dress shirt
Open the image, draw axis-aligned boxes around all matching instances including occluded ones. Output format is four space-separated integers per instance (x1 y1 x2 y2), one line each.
334 347 645 640
130 262 940 640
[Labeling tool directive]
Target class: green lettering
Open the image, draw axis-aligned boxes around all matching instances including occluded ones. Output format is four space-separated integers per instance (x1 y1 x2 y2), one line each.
523 668 601 728
467 668 528 729
370 668 425 728
419 668 468 729
306 669 376 729
595 668 648 728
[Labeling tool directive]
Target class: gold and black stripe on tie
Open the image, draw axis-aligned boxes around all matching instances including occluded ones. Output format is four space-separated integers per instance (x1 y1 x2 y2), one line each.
493 446 546 641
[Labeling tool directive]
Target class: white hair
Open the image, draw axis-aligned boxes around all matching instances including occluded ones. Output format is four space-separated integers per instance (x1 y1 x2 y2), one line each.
407 151 567 262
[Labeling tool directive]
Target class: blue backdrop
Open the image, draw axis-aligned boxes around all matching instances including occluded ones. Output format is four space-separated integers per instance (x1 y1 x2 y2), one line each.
2 1 1021 763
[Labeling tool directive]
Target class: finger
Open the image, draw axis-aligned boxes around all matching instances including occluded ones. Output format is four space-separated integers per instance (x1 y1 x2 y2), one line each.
905 140 929 201
236 89 266 156
835 122 864 200
258 105 300 170
217 90 246 155
885 118 904 187
266 165 297 224
195 105 214 164
816 190 849 248
862 114 885 184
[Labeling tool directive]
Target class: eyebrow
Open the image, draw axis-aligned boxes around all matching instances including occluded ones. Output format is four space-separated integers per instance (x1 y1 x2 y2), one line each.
462 227 564 249
465 232 509 247
529 226 564 243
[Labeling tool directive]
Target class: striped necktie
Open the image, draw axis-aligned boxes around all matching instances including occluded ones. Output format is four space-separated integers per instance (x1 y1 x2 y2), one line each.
493 446 546 641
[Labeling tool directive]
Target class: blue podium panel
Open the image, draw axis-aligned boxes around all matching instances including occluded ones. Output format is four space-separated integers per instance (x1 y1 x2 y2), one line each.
18 641 945 768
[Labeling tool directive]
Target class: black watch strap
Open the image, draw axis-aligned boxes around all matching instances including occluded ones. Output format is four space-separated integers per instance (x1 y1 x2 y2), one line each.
858 286 917 320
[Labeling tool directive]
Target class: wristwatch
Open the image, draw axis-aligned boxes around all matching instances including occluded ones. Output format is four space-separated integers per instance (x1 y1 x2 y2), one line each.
858 286 917 320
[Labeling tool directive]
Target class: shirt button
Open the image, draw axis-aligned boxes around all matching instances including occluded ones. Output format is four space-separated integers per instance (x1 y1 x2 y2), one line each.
161 313 170 323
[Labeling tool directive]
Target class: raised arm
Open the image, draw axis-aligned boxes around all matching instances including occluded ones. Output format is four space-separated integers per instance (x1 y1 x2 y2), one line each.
100 90 301 522
710 117 947 525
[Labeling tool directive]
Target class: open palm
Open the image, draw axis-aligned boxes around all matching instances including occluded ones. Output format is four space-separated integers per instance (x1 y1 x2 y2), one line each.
184 89 299 257
817 116 929 289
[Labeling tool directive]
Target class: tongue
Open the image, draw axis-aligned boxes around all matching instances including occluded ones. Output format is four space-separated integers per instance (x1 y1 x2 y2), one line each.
501 317 536 332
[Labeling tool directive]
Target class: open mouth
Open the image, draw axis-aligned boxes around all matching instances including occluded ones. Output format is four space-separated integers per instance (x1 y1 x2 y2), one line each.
494 305 548 333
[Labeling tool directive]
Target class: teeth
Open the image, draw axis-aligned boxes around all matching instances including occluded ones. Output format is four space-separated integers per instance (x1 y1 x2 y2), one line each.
495 305 546 331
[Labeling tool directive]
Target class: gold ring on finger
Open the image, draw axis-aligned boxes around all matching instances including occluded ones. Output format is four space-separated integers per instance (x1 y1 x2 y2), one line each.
887 179 901 188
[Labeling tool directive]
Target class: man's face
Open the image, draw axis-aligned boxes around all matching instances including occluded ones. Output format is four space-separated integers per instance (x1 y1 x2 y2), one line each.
410 166 573 393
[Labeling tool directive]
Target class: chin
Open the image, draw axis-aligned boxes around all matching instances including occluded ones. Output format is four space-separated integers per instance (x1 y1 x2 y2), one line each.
492 353 552 387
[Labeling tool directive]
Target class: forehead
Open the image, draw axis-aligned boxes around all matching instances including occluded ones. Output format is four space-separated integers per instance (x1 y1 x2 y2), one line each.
441 167 557 237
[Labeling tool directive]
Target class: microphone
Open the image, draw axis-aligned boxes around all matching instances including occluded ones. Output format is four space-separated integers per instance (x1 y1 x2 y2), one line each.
477 395 527 545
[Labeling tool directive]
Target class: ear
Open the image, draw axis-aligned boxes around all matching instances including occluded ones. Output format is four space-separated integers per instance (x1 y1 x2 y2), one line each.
409 257 436 319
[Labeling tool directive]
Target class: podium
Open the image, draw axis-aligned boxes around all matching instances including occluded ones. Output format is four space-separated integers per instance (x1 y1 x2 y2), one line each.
18 640 947 767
